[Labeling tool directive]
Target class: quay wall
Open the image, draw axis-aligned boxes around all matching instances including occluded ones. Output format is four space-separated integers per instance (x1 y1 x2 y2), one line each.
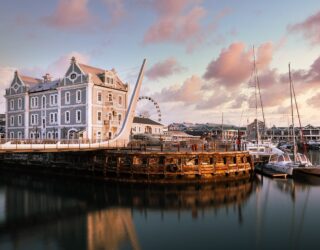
0 149 254 184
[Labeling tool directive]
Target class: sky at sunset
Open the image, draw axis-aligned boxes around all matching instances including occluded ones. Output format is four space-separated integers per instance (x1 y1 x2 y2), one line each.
1 0 320 127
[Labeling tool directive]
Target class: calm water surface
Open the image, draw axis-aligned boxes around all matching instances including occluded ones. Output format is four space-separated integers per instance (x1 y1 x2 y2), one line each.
1 151 320 250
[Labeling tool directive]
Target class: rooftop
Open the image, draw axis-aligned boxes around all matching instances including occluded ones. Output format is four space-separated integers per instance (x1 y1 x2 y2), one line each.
133 117 163 126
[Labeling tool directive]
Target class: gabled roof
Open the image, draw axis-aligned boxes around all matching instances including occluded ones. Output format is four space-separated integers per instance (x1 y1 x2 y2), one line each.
78 63 127 90
133 117 163 126
20 75 42 86
79 63 104 84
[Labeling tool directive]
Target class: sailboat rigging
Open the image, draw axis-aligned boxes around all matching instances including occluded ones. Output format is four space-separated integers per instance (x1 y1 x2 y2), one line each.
246 46 283 164
263 63 320 177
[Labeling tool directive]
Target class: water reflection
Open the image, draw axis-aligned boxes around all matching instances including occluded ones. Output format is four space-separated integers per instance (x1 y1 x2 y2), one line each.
0 172 257 250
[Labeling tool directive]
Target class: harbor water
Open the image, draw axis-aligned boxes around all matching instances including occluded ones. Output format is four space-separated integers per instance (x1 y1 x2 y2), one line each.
1 151 320 250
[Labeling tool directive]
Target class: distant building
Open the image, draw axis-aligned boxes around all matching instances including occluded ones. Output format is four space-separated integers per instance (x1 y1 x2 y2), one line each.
246 119 266 141
162 131 201 142
131 117 164 135
0 114 5 138
4 57 128 140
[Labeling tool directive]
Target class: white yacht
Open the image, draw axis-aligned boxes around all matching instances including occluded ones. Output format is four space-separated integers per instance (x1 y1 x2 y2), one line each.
265 153 313 176
246 141 284 163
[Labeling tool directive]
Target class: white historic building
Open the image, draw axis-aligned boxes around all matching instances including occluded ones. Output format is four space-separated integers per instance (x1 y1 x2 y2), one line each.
131 117 164 135
5 57 129 140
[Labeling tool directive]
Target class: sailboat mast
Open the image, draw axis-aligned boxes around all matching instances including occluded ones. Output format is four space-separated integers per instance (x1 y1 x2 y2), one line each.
253 46 259 145
253 46 266 144
221 112 224 141
291 70 307 153
289 63 296 161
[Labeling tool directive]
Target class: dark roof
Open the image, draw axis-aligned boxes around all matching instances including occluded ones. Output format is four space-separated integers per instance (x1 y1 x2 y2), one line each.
133 117 163 126
29 79 60 93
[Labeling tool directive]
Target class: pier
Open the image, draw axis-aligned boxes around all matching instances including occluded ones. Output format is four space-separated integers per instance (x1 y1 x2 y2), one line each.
0 145 253 184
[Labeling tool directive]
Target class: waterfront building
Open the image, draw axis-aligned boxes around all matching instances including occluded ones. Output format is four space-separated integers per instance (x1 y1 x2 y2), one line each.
131 117 164 135
246 119 266 141
4 57 128 140
0 114 5 138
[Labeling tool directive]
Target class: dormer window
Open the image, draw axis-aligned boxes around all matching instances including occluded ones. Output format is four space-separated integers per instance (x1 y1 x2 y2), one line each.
70 73 77 80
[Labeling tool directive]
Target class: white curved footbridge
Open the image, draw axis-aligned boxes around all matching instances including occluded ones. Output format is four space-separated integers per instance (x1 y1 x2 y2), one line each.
0 59 147 152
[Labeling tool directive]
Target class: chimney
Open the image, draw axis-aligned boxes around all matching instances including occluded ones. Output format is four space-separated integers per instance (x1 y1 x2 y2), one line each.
43 73 52 82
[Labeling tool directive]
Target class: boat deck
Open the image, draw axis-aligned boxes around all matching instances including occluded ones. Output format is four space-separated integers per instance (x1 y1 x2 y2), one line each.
255 164 288 178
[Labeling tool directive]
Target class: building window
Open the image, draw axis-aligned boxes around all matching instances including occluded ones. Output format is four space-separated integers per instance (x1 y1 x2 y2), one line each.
31 114 38 125
108 113 112 120
17 131 22 139
18 115 22 126
10 116 14 126
97 111 102 122
50 94 58 106
65 92 70 104
18 98 22 110
118 114 121 122
50 112 58 124
97 131 101 138
76 110 81 123
97 91 102 103
42 96 46 108
31 97 38 108
118 96 122 105
76 90 81 103
65 111 70 123
10 132 14 139
108 93 112 102
10 100 14 110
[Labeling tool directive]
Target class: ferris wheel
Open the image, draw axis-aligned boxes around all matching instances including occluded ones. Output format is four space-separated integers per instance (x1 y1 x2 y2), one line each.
136 96 162 123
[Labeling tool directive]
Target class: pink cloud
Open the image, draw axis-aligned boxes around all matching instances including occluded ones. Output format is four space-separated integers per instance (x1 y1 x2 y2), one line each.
102 0 126 27
144 6 205 43
307 93 320 107
203 42 274 89
146 57 185 80
288 10 320 45
143 0 209 51
20 52 90 80
153 75 203 105
43 0 92 29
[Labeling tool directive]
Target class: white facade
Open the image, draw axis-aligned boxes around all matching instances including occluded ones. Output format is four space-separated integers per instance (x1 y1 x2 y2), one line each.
131 117 164 135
